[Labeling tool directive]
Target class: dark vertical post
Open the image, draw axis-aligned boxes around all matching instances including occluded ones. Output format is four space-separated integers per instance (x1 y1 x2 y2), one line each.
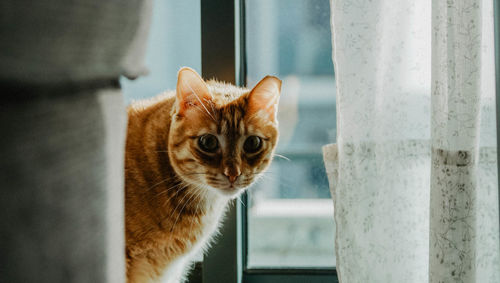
236 0 249 271
494 0 500 238
201 1 243 283
201 0 236 84
236 0 247 87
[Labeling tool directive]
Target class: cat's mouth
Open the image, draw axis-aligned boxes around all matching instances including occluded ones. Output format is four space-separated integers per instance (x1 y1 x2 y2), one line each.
208 180 249 197
200 173 256 198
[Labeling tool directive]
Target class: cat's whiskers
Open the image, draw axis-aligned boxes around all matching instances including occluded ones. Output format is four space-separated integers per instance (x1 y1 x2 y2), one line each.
153 182 185 199
168 187 196 227
147 172 205 191
273 153 291 162
147 177 179 192
162 183 190 207
188 187 207 237
152 173 207 202
147 173 203 193
179 172 208 177
191 104 217 122
246 170 276 175
205 98 219 123
169 186 202 232
236 196 246 207
185 82 217 122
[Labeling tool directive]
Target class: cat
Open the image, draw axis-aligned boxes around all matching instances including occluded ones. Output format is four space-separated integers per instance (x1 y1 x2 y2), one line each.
125 67 281 283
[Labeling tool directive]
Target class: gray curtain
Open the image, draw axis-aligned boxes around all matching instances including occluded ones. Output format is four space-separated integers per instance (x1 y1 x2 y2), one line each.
0 1 151 282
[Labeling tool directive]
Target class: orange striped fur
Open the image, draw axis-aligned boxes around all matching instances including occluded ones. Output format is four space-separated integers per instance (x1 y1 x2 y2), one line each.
125 68 281 283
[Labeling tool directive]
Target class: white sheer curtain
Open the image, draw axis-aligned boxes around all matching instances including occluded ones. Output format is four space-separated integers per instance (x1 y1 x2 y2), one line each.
323 0 499 282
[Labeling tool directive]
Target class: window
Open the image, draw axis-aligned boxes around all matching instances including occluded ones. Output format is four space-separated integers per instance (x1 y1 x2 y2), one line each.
202 0 338 282
121 0 201 102
245 0 336 268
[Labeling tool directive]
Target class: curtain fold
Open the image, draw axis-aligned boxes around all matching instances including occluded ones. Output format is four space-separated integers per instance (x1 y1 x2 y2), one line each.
430 1 483 281
324 0 499 282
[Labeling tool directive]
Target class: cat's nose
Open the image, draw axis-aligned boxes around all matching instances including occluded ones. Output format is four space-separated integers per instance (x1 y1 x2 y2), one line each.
224 167 241 183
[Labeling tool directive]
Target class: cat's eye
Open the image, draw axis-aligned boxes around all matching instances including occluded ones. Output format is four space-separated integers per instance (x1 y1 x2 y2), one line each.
198 134 219 153
243 136 262 153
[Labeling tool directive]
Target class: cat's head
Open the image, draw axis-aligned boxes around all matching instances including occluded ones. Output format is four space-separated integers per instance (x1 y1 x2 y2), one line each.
168 67 280 198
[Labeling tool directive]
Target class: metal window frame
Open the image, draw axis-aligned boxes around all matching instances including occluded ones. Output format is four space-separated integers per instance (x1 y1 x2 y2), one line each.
200 0 338 282
200 1 243 283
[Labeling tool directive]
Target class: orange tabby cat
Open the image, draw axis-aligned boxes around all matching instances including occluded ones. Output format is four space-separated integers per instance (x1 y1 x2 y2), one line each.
125 67 281 283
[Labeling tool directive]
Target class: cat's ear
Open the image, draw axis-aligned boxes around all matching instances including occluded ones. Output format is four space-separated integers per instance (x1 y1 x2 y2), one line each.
176 67 212 115
247 76 281 122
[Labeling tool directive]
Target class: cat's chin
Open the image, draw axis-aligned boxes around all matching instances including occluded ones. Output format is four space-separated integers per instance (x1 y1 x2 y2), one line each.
174 170 250 199
206 185 246 199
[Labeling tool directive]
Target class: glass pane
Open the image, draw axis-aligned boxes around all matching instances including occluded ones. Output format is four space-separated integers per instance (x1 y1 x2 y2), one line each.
246 0 336 268
121 0 201 102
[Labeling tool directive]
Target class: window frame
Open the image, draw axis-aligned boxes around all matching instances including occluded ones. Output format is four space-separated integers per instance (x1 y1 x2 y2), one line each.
199 0 339 282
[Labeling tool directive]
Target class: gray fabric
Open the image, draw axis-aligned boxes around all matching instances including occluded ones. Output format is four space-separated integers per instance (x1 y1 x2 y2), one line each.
0 1 150 281
0 87 126 283
0 0 143 83
121 0 153 80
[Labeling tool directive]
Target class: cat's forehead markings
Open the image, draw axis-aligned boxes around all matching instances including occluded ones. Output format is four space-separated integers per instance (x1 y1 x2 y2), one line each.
238 120 245 135
217 117 245 137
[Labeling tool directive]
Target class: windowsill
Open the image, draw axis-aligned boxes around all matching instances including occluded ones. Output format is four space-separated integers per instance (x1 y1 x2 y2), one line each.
248 199 336 268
